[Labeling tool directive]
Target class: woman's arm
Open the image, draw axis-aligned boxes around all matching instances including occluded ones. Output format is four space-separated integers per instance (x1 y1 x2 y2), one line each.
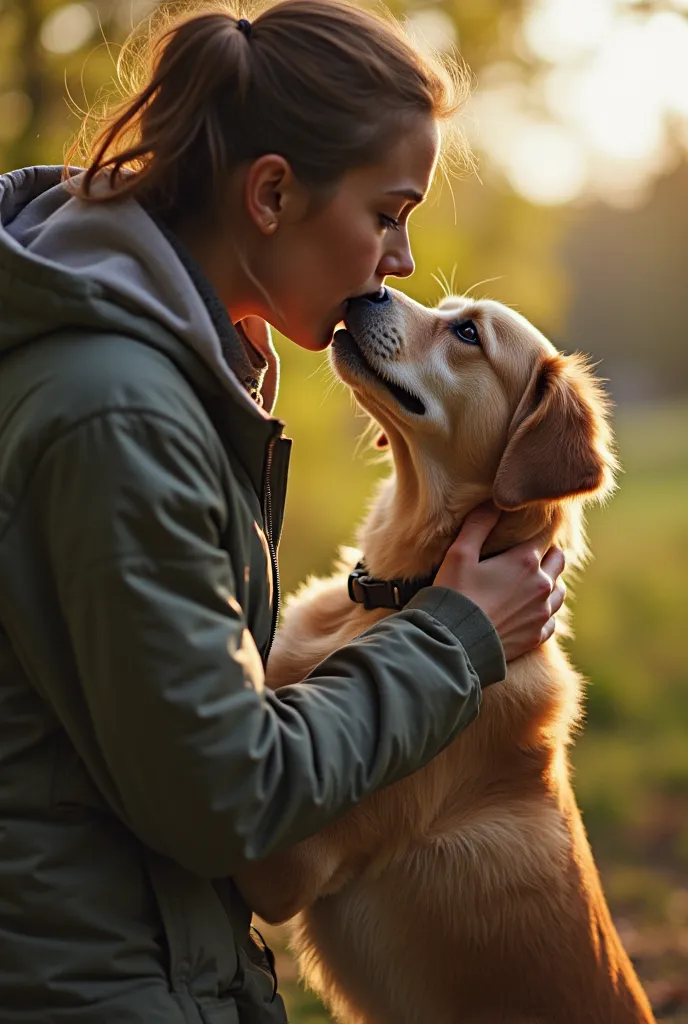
36 409 503 879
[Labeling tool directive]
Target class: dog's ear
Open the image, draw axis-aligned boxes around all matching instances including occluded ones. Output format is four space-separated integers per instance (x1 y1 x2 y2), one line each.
374 432 389 450
493 354 615 511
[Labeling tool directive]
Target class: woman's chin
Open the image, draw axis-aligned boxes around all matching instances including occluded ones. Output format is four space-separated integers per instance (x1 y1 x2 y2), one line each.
282 313 342 352
298 327 336 352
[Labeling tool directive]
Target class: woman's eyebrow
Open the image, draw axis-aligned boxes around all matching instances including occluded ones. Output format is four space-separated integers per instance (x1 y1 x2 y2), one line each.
385 188 424 203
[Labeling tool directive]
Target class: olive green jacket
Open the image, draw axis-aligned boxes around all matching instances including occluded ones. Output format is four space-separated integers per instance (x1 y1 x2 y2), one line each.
0 167 506 1023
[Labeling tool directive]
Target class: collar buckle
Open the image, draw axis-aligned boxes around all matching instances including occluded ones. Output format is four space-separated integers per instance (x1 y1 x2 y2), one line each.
348 564 403 610
348 561 434 611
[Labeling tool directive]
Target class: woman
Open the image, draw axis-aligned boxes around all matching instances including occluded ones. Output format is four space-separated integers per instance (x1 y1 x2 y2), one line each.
0 2 565 1021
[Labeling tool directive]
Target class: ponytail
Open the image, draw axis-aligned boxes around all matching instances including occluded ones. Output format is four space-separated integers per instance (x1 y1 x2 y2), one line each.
68 0 470 218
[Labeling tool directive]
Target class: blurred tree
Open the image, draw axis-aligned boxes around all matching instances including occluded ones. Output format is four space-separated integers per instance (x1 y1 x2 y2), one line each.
562 163 688 401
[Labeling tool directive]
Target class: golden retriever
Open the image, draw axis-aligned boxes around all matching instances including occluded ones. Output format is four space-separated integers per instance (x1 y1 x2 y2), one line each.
236 287 655 1023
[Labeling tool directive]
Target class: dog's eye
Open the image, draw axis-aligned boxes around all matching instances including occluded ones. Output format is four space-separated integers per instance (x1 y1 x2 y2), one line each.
452 320 480 346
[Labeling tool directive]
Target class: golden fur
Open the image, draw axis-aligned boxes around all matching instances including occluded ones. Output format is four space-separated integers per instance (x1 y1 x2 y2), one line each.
236 290 655 1023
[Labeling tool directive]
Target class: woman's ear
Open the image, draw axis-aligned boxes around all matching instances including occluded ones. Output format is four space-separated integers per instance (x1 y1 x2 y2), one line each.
243 154 308 234
493 354 616 511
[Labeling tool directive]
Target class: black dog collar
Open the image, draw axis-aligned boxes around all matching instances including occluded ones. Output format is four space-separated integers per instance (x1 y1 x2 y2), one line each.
347 560 437 610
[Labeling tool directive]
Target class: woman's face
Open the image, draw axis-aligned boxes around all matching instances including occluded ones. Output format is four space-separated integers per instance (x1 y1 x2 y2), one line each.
252 115 441 351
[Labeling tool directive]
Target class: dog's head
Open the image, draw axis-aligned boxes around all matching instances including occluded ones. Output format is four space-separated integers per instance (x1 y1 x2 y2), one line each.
332 287 616 520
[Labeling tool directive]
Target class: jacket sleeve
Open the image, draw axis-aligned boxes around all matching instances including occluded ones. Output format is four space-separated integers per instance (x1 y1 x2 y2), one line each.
39 410 505 878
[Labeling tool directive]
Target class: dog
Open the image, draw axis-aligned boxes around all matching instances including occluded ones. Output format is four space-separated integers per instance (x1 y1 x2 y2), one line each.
236 288 655 1024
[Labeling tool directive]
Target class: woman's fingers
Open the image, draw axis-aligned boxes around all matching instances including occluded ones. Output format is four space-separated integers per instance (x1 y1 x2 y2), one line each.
540 617 556 644
433 507 568 661
447 502 501 562
540 545 566 585
549 581 566 616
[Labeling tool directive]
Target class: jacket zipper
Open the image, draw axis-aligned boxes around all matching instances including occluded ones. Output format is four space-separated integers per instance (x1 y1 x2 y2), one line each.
263 432 281 659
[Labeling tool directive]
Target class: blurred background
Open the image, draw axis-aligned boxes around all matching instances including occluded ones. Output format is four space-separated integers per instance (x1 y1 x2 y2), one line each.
1 0 686 1017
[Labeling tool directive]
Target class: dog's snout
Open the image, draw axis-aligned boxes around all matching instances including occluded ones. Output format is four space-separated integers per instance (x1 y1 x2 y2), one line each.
344 287 404 362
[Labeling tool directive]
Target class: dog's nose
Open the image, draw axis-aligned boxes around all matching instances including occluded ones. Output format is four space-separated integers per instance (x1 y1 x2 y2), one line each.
349 288 390 309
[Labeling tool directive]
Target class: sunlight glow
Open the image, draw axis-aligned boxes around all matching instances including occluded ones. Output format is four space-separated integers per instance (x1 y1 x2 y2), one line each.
40 3 96 55
650 12 688 119
548 21 665 162
473 0 688 206
407 9 457 54
523 0 614 62
505 122 588 206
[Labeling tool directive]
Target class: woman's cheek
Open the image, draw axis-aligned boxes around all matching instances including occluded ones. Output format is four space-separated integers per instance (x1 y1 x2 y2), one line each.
342 233 382 285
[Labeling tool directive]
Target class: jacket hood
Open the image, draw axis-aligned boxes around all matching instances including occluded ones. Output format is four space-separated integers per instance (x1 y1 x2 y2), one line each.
0 165 271 419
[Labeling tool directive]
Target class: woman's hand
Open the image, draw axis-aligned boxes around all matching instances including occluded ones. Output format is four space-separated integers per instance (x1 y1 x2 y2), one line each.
433 503 566 663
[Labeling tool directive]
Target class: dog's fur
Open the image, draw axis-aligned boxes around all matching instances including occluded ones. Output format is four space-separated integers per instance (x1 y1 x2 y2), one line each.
236 290 655 1023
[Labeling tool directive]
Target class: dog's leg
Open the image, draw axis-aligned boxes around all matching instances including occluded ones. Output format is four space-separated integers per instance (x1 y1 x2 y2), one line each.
235 776 404 924
234 831 349 925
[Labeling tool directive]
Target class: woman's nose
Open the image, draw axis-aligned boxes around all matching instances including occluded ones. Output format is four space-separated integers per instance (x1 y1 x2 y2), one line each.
378 231 415 279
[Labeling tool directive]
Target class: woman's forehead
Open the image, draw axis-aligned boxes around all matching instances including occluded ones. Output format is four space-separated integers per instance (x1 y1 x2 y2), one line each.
349 116 440 194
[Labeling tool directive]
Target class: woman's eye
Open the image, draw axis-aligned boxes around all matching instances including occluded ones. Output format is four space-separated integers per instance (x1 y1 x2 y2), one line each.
379 214 400 232
452 319 480 345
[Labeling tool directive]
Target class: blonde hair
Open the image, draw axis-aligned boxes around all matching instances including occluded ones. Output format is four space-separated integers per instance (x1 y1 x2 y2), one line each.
67 0 470 217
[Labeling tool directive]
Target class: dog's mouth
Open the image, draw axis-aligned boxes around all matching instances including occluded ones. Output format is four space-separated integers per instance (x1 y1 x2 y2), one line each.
332 328 426 417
